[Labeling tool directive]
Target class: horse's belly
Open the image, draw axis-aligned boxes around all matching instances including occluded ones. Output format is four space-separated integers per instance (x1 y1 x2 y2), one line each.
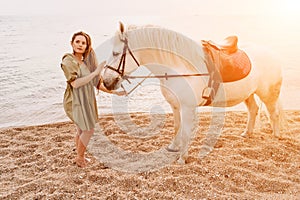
212 65 259 107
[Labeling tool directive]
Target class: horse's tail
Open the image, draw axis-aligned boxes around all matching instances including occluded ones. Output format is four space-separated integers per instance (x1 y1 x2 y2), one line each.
270 98 290 136
256 98 263 130
277 99 289 131
256 98 288 134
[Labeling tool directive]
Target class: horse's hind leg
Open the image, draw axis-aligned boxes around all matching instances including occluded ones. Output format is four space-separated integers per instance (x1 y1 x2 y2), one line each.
265 100 281 137
241 94 259 137
258 81 282 137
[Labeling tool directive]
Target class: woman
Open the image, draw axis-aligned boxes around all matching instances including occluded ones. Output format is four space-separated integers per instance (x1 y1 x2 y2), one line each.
61 31 125 167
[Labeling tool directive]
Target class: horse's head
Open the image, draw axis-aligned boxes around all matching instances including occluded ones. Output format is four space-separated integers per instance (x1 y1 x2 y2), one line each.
101 22 140 90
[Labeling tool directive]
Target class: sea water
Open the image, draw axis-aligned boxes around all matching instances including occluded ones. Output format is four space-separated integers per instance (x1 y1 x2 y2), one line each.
0 15 299 128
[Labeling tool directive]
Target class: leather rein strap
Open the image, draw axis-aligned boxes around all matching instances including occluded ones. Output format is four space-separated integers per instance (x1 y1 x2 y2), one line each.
105 36 214 105
106 37 210 80
123 73 210 80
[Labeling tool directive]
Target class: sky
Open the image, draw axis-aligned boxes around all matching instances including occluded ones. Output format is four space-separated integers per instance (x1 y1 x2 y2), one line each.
1 0 300 17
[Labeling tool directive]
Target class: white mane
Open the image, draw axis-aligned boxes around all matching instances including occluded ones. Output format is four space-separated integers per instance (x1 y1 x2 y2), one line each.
125 25 207 73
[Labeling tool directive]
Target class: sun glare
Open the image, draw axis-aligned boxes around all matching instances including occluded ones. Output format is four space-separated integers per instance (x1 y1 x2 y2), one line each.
274 0 300 17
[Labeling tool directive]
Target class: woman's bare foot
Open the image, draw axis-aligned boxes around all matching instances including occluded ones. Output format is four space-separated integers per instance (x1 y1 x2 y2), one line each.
75 157 87 168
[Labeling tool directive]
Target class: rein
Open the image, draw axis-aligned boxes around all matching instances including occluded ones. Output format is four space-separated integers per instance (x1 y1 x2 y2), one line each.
105 36 209 79
123 72 209 80
105 36 211 95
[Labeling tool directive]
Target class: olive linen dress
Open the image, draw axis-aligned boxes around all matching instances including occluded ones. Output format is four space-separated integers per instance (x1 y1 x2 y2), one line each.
61 53 99 131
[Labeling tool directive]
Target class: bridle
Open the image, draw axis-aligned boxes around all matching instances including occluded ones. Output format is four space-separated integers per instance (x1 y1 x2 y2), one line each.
104 35 212 99
104 37 140 78
104 36 210 80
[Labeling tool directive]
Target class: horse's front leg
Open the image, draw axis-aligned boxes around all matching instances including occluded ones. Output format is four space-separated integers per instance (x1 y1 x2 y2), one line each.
167 105 181 152
177 106 197 164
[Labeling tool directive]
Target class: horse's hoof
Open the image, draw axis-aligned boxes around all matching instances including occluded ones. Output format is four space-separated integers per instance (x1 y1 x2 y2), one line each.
166 146 179 152
199 145 213 159
273 131 281 138
177 158 186 164
241 131 249 137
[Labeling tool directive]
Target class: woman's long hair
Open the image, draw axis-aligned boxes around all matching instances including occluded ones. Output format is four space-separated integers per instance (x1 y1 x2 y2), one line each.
71 31 98 72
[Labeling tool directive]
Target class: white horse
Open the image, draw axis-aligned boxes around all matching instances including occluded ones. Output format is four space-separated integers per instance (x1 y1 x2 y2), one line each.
101 23 283 163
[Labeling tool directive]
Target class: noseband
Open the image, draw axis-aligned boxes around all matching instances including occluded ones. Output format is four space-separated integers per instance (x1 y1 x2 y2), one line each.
105 37 140 77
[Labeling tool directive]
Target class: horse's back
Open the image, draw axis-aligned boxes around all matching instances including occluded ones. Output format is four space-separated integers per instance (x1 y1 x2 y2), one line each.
212 44 282 107
240 44 282 77
241 44 283 96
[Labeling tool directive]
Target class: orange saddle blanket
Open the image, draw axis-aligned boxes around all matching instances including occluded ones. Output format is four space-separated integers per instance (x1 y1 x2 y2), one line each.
202 36 251 83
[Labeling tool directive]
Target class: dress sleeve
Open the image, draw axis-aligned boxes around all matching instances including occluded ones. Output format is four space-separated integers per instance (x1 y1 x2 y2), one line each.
61 54 79 84
93 74 101 88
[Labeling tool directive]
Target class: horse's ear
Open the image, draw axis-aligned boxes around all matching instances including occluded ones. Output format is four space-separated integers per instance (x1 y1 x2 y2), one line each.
119 22 125 33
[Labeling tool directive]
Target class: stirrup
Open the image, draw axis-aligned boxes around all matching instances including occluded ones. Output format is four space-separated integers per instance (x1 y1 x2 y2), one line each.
202 87 213 99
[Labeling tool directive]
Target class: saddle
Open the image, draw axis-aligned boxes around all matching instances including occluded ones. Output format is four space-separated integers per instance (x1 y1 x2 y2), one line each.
201 36 251 105
205 35 238 54
202 35 251 83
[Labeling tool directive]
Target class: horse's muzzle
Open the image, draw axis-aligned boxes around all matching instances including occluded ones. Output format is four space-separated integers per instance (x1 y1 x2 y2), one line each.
103 76 122 91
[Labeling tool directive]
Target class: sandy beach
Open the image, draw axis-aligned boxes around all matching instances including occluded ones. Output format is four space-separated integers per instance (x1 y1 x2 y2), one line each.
1 0 300 198
1 110 299 199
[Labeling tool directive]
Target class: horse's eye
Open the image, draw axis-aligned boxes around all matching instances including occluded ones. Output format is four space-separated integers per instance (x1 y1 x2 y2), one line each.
113 51 120 57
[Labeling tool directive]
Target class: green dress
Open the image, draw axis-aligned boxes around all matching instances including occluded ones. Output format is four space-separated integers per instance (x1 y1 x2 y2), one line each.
61 53 99 131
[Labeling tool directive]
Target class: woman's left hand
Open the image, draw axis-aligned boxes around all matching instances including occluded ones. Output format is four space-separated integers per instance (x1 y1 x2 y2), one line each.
112 90 127 96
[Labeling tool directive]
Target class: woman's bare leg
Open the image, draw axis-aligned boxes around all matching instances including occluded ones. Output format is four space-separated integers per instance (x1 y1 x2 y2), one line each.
75 125 82 152
75 128 94 167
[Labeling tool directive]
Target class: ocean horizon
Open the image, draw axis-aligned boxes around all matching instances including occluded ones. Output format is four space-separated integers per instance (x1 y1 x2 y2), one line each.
0 14 299 128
